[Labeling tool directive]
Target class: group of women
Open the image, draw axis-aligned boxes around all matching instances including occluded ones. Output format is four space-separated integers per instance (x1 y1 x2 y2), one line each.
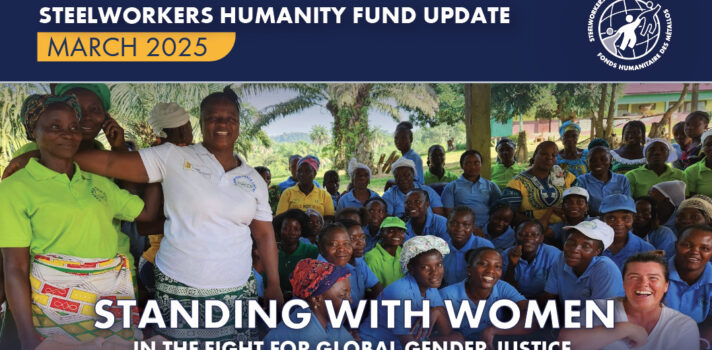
2 86 712 350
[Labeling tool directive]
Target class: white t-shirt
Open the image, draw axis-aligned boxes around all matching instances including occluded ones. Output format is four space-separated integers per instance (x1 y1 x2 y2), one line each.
595 299 699 350
139 143 272 289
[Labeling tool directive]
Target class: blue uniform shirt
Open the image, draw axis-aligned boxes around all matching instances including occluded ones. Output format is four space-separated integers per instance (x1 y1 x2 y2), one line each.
336 189 380 211
439 280 525 340
483 224 517 252
575 172 631 216
501 244 562 298
603 232 656 270
441 176 502 228
363 225 380 253
264 307 354 347
544 255 624 301
382 184 443 218
278 176 321 193
664 257 712 323
643 226 677 258
359 274 444 350
405 210 448 240
403 148 425 185
253 268 264 298
443 235 495 286
317 254 379 307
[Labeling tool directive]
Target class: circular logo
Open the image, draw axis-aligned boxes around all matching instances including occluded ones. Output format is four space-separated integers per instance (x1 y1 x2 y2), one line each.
233 175 257 192
588 0 672 71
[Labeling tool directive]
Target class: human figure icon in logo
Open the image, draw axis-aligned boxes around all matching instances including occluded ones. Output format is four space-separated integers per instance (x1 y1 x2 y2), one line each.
599 0 662 59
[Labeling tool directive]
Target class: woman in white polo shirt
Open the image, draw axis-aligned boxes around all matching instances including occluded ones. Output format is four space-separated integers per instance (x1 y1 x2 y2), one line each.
74 86 283 344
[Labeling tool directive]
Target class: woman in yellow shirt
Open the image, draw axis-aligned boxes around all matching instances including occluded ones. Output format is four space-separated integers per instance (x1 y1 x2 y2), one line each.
276 155 335 219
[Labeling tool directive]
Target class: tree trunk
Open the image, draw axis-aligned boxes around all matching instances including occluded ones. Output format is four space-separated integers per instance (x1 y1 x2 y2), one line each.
327 85 374 169
604 84 618 142
649 84 689 139
692 83 699 111
596 83 608 138
465 84 492 178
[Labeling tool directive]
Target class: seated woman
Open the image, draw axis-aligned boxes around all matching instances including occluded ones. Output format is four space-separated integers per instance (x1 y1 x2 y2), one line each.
304 208 323 245
0 95 156 349
364 217 407 287
675 195 712 235
611 120 647 173
323 169 341 208
482 201 517 251
649 180 687 233
424 145 458 185
337 158 380 210
441 150 501 228
440 247 531 342
544 219 624 302
363 198 388 253
264 259 354 347
626 138 685 199
442 207 494 286
600 194 655 270
502 141 577 225
317 222 382 307
276 155 335 219
684 129 712 197
491 138 526 190
360 235 462 349
572 253 699 350
276 209 320 296
405 189 448 239
556 121 588 177
632 197 677 257
383 158 444 218
335 206 366 225
576 146 631 216
547 187 591 248
502 219 561 299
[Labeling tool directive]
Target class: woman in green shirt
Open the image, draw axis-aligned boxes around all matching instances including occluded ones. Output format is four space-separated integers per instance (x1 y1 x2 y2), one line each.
491 138 525 190
275 209 319 297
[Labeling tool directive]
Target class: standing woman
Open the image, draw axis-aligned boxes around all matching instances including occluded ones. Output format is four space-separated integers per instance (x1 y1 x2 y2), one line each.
336 158 379 211
611 121 647 173
276 155 335 219
502 141 577 225
679 111 710 169
684 130 712 197
0 95 156 349
491 138 526 190
394 121 424 185
626 138 685 199
556 121 589 177
72 87 284 343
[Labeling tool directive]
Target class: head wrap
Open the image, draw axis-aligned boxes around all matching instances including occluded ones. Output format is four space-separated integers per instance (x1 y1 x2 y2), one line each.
20 94 82 141
305 208 324 226
347 158 371 180
400 235 450 274
148 102 191 138
564 219 614 250
678 195 712 223
54 83 111 111
297 155 320 173
391 157 416 176
702 129 712 147
290 259 350 300
651 180 687 207
587 138 610 150
496 138 516 152
643 138 677 163
559 121 581 138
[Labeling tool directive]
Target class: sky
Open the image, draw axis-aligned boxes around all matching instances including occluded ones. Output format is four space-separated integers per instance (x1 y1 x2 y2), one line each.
240 88 402 136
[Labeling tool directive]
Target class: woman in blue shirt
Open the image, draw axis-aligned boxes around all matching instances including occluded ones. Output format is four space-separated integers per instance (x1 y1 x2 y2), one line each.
383 158 443 218
442 207 494 286
363 198 388 253
633 196 677 257
576 146 631 216
600 194 655 270
483 202 516 251
394 121 424 185
337 158 380 211
556 121 589 177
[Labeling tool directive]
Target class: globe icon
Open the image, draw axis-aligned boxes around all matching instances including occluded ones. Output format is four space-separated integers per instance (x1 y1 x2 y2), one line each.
598 0 661 60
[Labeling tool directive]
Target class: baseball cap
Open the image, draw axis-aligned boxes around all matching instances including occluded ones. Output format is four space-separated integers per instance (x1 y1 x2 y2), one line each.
380 216 407 230
564 219 614 250
599 194 636 214
563 187 589 201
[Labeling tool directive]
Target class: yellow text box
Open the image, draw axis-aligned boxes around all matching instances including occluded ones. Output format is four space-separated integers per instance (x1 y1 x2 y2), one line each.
37 32 235 62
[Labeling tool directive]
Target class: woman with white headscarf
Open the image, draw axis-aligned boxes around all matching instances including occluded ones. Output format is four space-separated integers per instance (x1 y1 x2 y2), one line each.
382 158 444 218
336 158 380 211
626 138 686 198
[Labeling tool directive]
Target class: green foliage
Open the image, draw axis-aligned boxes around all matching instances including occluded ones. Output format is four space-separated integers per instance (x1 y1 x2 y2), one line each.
0 83 50 170
491 84 556 122
309 125 330 145
408 84 464 127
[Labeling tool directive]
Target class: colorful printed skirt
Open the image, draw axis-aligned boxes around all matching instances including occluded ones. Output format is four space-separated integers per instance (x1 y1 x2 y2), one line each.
153 267 257 345
30 254 139 342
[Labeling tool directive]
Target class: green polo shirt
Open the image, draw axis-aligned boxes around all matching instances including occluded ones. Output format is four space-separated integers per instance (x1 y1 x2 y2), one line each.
364 243 403 287
424 169 459 185
626 165 687 198
684 159 712 197
278 241 319 292
0 158 144 259
491 162 527 189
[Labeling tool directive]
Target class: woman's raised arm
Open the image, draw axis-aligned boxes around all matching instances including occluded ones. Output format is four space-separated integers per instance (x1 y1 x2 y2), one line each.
74 149 149 183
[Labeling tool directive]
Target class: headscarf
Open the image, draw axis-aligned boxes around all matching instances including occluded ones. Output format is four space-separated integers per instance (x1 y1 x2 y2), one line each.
701 129 712 147
643 138 677 163
148 102 191 138
678 195 712 222
297 155 320 173
20 94 82 141
290 258 350 299
587 138 610 150
495 138 516 152
305 208 324 227
400 235 450 274
559 121 581 138
347 158 371 180
54 83 111 111
391 157 416 176
652 180 686 207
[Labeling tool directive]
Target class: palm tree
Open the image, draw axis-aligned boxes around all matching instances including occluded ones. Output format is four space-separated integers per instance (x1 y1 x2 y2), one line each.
238 83 438 168
0 83 50 171
309 125 330 145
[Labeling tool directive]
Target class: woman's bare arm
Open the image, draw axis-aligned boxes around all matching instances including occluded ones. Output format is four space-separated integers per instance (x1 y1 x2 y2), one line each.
74 149 149 183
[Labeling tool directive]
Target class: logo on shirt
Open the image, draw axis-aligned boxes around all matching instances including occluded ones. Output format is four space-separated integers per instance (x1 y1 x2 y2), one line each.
90 187 107 202
184 161 192 169
233 175 257 192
